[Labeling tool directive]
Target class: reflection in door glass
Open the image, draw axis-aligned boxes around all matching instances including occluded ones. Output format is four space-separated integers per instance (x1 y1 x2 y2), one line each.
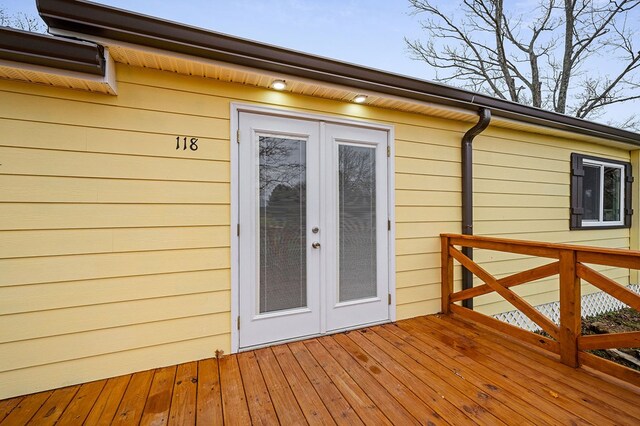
259 136 307 313
338 144 377 302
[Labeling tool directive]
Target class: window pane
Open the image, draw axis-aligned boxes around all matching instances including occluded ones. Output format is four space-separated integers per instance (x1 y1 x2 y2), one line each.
603 167 621 222
338 144 377 302
259 136 306 313
583 165 600 221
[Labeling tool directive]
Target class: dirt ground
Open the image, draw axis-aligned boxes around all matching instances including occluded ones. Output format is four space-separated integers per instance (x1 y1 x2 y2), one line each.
581 308 639 371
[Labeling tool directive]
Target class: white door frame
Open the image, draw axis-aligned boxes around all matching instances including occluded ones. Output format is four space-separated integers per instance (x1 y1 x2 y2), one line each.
230 103 396 353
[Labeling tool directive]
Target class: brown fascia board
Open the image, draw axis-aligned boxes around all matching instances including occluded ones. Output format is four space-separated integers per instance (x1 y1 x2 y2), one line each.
36 0 640 146
0 26 104 75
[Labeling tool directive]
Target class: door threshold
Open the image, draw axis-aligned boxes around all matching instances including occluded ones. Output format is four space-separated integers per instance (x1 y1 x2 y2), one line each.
238 319 391 352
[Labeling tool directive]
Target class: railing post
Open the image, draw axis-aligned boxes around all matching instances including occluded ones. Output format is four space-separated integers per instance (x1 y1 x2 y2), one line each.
559 249 581 367
441 235 453 314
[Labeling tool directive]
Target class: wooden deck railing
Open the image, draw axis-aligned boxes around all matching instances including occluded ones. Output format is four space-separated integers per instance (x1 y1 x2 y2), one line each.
441 234 640 384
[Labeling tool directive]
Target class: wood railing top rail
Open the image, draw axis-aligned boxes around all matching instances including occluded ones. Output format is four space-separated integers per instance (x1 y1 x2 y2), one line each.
440 233 640 386
441 233 640 263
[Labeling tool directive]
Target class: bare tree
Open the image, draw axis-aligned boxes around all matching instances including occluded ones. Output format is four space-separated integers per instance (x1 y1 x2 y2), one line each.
0 7 46 33
406 0 640 129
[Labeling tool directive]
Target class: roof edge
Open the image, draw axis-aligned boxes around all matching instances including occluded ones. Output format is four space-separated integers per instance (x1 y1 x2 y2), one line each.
36 0 640 146
0 25 104 76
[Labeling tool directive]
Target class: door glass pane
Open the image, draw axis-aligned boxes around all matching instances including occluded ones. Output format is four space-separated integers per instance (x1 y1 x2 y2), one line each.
583 165 600 221
603 166 621 222
338 144 376 302
259 136 306 313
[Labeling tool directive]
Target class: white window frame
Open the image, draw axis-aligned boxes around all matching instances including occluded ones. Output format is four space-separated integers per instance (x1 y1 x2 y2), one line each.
581 158 626 228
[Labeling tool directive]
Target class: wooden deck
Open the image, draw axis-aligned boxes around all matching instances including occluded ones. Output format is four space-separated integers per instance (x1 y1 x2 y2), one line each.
1 315 639 425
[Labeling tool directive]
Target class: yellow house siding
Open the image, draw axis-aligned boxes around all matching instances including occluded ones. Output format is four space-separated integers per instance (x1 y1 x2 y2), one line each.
0 62 633 398
114 65 468 322
0 63 465 398
472 129 631 316
0 66 234 399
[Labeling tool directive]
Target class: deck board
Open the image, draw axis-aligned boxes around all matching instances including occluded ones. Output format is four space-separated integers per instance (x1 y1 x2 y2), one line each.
1 315 638 425
195 359 223 425
317 335 419 425
168 362 198 426
368 330 526 424
441 314 640 412
0 396 24 423
218 354 251 425
83 375 131 425
140 365 176 426
237 352 279 425
349 331 510 425
271 344 335 425
57 380 107 425
302 339 392 425
427 319 611 424
27 385 79 426
289 340 363 425
373 324 546 425
112 369 153 425
0 391 51 425
423 316 635 425
254 348 307 425
397 318 592 425
333 332 459 424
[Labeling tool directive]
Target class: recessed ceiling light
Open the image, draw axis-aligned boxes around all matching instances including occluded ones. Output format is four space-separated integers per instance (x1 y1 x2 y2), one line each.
353 95 368 103
271 80 287 90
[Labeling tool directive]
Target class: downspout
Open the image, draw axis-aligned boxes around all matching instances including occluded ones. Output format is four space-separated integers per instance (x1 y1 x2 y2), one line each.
462 108 492 309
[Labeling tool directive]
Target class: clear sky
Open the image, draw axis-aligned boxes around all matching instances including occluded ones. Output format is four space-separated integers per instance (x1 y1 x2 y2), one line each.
1 0 638 129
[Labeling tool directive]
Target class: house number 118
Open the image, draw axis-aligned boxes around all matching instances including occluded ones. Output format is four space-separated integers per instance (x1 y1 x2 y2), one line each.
176 136 198 151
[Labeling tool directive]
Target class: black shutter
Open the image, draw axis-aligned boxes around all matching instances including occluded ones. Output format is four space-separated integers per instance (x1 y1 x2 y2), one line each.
624 162 634 228
570 153 584 229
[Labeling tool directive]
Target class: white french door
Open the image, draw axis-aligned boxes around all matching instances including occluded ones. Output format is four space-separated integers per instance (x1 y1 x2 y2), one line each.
323 123 389 331
238 112 389 350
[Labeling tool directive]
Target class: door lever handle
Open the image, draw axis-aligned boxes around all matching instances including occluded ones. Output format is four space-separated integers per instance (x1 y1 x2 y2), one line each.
311 241 321 249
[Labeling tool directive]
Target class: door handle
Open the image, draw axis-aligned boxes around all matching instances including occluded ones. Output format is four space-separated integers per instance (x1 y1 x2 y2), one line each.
312 241 321 249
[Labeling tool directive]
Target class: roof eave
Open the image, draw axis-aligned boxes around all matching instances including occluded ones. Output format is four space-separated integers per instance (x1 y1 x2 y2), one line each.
0 25 104 76
36 0 640 146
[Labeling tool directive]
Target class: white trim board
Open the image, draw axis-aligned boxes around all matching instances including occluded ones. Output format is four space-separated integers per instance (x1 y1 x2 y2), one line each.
230 103 396 353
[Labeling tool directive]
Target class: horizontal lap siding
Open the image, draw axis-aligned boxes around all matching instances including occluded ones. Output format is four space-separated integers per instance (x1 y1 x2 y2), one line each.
0 64 468 399
0 63 632 399
119 66 470 323
472 130 631 316
0 66 235 399
394 128 462 319
396 118 631 318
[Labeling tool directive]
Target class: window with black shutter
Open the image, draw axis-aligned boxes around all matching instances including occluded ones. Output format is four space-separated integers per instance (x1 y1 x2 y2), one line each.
570 153 633 230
